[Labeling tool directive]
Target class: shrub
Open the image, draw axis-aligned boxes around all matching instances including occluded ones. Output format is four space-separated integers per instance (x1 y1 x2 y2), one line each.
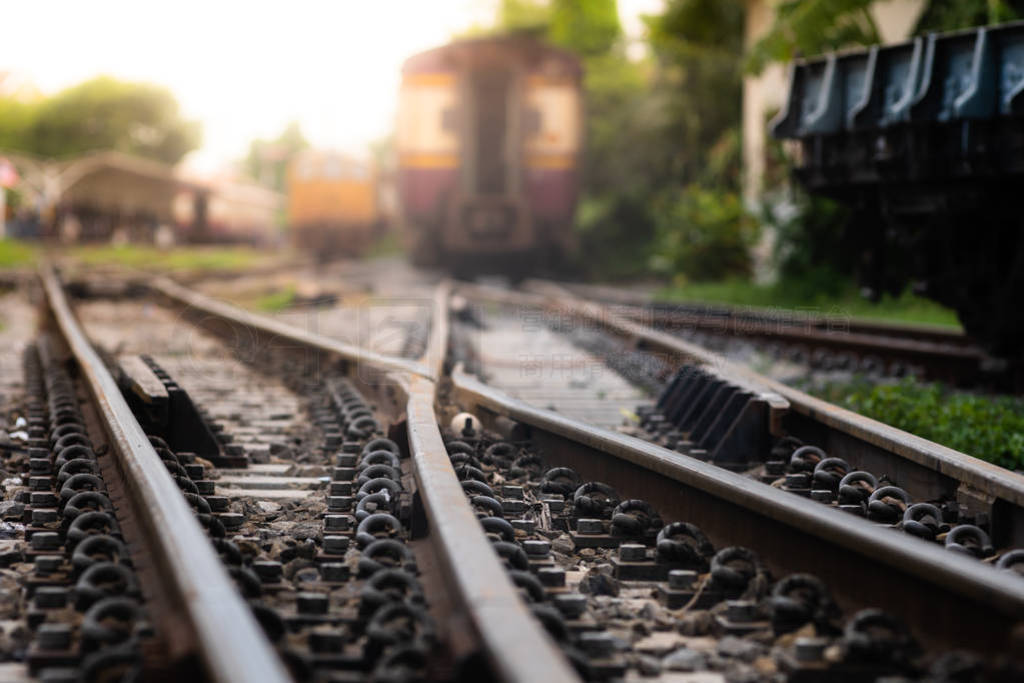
817 378 1024 471
650 185 756 282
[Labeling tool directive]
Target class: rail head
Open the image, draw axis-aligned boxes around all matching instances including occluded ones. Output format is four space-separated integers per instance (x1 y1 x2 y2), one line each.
405 375 580 683
40 266 291 683
450 366 1024 621
507 282 1024 509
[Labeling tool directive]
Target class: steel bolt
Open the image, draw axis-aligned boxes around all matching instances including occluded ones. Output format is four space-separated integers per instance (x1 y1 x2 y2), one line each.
194 480 216 495
839 504 865 517
689 448 709 461
538 567 566 587
29 476 54 491
29 458 52 474
579 631 617 657
324 432 341 448
327 496 352 512
185 464 205 479
577 518 603 535
31 508 58 525
619 543 646 562
785 473 810 488
329 481 352 496
30 532 61 551
36 623 72 650
296 592 329 615
553 593 588 619
522 540 550 557
218 513 244 530
323 535 350 555
725 600 756 623
341 441 361 454
205 496 230 512
668 569 696 590
810 489 834 503
34 586 68 609
336 453 358 469
764 460 787 475
30 492 59 508
543 497 565 513
510 519 535 534
319 563 349 582
501 485 525 500
332 467 356 482
34 555 63 575
794 637 827 662
502 499 527 515
324 515 350 532
309 629 345 653
252 561 283 582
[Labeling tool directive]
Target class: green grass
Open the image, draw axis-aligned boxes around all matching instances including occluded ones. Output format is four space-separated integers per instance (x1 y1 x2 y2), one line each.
68 244 278 272
255 286 296 312
365 232 405 260
0 239 39 268
812 378 1024 471
656 279 961 328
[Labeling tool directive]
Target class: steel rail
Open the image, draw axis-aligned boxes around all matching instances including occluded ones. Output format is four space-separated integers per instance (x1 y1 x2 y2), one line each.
524 280 983 385
458 282 1024 533
40 266 291 683
546 279 970 345
450 366 1024 654
145 276 579 683
151 275 428 379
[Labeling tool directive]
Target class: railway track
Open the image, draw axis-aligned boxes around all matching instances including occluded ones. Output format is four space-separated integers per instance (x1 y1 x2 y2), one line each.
0 266 1020 681
535 280 995 388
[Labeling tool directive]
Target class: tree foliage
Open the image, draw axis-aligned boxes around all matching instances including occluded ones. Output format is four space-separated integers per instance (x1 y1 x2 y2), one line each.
245 121 308 192
0 76 201 164
915 0 1024 33
746 0 879 74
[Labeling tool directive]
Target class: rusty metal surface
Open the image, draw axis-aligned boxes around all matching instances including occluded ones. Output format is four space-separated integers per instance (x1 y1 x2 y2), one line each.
142 276 576 682
40 266 291 683
451 367 1024 654
421 279 452 381
406 374 579 683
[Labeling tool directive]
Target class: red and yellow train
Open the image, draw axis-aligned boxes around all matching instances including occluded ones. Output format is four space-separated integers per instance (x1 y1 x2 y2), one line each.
396 35 583 270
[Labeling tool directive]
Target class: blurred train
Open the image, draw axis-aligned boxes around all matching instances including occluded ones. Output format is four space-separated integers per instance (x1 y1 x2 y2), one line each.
286 150 380 254
396 35 583 270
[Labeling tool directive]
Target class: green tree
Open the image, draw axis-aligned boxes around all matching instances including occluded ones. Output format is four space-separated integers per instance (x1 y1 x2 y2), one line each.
549 0 621 56
915 0 1024 33
746 0 878 74
26 76 201 163
245 121 308 192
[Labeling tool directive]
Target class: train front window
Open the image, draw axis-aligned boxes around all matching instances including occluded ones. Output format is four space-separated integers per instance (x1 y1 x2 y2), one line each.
469 68 511 194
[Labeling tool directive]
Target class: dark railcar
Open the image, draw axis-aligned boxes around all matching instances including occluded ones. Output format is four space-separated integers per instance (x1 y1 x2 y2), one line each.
773 22 1024 365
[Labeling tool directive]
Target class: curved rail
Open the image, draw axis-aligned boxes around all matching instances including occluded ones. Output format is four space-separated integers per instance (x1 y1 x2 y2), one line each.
40 266 291 683
148 274 579 683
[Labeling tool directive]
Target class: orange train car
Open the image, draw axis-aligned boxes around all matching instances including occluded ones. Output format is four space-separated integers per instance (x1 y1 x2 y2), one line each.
287 150 379 254
396 34 583 270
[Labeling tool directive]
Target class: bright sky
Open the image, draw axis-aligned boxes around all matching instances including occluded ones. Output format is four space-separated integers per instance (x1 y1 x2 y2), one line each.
0 0 663 174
